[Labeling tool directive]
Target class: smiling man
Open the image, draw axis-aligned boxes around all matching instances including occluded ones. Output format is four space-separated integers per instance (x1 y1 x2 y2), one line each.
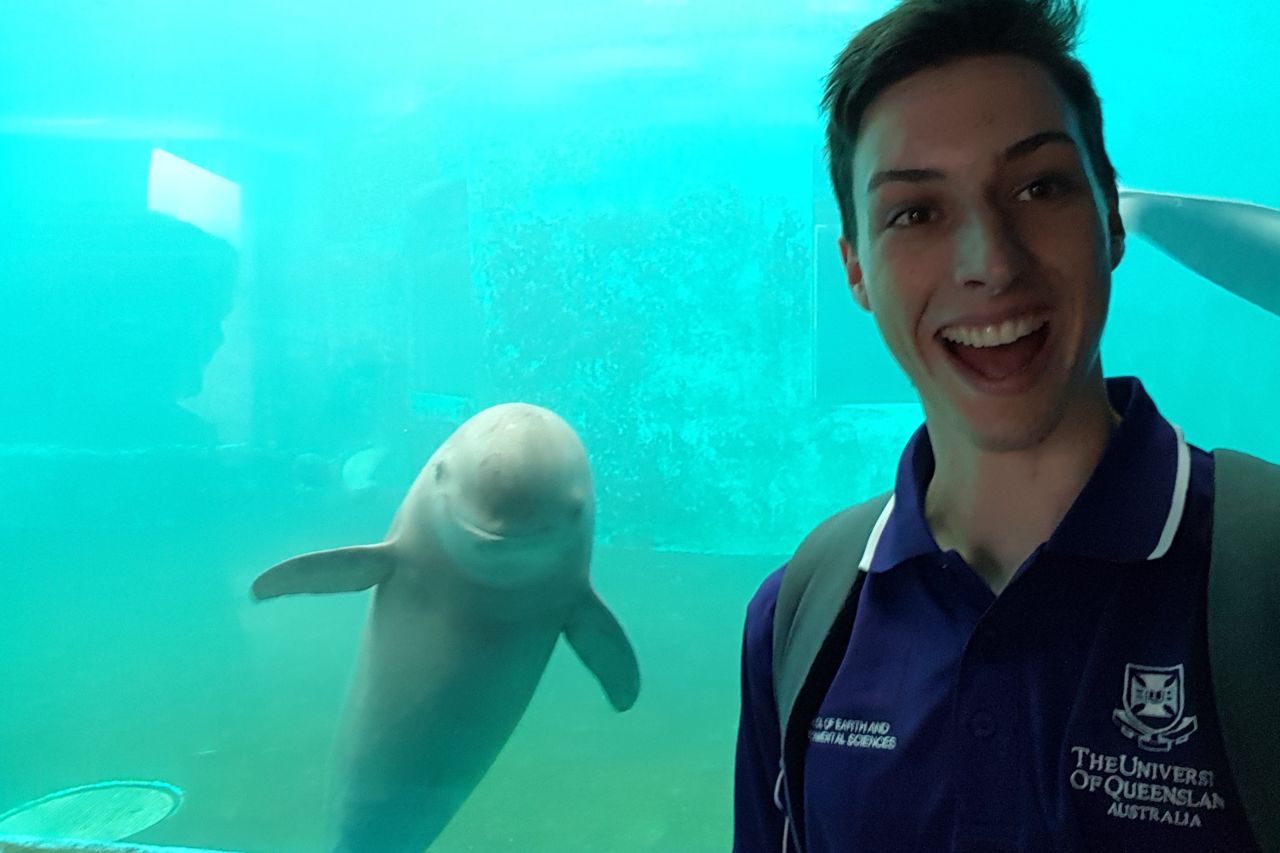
733 1 1266 851
845 51 1124 596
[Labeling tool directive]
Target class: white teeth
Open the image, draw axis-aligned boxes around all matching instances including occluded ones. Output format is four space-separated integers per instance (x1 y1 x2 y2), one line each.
941 314 1048 348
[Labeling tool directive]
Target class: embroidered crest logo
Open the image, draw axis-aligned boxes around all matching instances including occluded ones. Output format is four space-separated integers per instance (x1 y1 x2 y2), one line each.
1112 663 1198 752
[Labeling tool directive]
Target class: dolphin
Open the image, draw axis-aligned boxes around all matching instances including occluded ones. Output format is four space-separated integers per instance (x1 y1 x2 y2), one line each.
251 403 640 852
1118 188 1280 318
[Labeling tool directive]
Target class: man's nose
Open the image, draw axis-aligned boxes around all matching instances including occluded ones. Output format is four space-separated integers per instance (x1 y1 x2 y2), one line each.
952 204 1028 293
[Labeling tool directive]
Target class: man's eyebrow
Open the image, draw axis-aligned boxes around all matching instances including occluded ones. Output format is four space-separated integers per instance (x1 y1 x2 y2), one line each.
866 167 942 194
866 130 1079 194
1002 129 1077 162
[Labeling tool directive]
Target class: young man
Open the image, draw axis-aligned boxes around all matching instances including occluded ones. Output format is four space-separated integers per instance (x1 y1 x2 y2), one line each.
733 1 1264 850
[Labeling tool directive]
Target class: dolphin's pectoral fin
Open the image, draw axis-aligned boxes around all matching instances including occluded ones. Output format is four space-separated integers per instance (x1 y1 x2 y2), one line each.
564 589 640 712
251 544 396 600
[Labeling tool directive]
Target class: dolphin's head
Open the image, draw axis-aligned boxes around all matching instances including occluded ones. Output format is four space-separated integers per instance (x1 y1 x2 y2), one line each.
428 403 594 587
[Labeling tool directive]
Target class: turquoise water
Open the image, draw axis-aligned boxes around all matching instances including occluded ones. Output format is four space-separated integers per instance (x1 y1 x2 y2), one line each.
1 1 1278 851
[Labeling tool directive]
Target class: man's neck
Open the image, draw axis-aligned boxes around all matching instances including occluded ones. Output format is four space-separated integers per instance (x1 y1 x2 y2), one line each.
924 394 1122 595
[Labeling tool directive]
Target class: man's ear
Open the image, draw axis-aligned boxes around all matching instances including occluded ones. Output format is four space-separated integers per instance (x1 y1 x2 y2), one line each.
838 234 871 312
1108 203 1126 269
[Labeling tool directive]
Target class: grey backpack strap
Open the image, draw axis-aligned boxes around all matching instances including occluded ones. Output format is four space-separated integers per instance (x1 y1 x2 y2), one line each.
773 490 894 738
1208 448 1280 853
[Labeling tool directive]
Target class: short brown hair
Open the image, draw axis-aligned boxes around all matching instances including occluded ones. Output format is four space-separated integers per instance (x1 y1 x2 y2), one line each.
822 0 1118 241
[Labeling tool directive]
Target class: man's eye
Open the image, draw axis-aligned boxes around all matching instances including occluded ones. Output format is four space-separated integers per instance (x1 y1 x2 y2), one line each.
888 207 935 228
1017 175 1072 201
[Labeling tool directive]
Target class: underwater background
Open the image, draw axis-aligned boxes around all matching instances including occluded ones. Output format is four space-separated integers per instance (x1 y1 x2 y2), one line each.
1 0 1278 850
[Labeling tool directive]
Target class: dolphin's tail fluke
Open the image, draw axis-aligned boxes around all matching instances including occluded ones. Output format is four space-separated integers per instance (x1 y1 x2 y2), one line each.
1118 189 1280 318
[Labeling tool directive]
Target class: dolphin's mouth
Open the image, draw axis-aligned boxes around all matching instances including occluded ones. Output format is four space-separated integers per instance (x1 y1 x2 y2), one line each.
453 511 508 542
444 496 556 542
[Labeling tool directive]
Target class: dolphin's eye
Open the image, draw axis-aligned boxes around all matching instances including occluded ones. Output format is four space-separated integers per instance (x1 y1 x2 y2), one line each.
435 461 448 483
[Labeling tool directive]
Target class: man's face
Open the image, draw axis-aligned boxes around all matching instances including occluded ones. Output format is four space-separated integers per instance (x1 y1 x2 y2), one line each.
839 54 1124 453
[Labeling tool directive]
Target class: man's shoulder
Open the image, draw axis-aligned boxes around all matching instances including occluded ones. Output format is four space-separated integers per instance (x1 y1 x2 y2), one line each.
744 497 886 639
744 564 787 653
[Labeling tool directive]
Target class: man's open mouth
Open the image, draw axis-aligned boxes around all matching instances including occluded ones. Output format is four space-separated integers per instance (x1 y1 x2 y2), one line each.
939 317 1050 383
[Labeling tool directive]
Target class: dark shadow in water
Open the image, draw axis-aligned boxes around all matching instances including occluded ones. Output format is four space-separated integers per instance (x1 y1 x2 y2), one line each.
3 208 237 449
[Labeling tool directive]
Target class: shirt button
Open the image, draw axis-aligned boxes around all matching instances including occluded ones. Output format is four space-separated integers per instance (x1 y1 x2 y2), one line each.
968 711 997 740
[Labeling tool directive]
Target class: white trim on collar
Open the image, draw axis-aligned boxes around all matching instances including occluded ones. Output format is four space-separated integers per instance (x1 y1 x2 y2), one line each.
1147 422 1191 561
858 421 1191 571
858 494 895 572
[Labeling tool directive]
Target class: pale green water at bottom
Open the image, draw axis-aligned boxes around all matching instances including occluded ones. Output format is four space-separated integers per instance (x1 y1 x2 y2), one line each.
0 488 769 852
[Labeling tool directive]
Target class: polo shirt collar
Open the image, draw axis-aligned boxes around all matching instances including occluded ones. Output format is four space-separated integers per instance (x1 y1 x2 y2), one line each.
859 376 1191 572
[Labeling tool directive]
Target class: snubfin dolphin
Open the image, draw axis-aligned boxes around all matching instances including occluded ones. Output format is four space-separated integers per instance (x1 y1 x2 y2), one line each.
1118 188 1280 318
251 403 640 852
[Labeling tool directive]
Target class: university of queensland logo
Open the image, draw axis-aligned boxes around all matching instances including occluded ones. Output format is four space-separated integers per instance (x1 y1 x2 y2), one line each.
1112 663 1198 752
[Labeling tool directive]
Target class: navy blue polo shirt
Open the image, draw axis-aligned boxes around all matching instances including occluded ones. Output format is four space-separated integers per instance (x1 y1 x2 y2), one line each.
733 376 1260 853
